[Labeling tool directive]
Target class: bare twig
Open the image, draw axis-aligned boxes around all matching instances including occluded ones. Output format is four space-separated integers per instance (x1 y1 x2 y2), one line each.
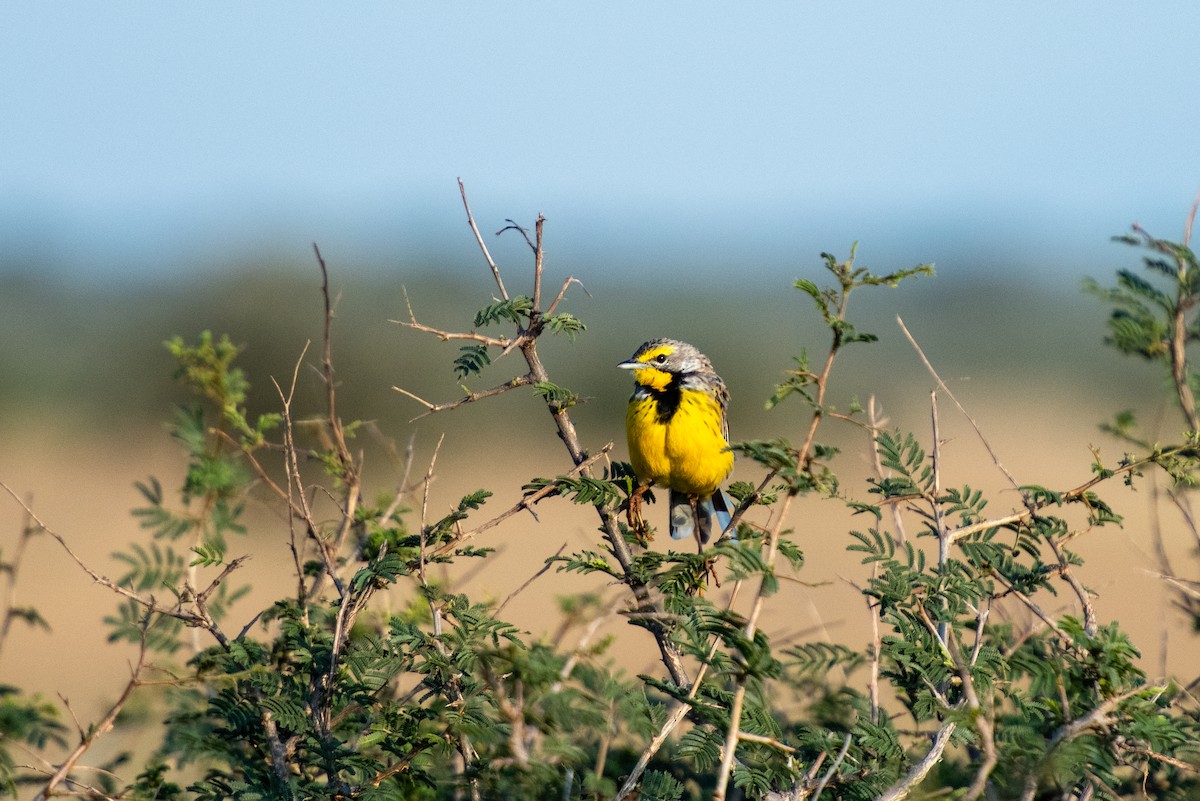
432 443 612 557
931 391 948 561
553 598 621 690
1184 191 1200 248
948 612 997 801
393 286 512 348
897 316 1020 490
989 568 1077 649
274 341 312 606
714 683 749 801
928 390 953 653
1044 535 1097 637
270 366 343 602
418 434 446 585
313 248 362 566
0 484 245 641
33 617 151 801
395 315 513 349
495 543 566 616
394 375 533 421
738 731 798 754
613 701 691 801
863 397 894 724
458 177 509 300
545 276 585 317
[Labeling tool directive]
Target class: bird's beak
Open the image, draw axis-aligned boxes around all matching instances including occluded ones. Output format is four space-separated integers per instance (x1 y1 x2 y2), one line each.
616 360 642 370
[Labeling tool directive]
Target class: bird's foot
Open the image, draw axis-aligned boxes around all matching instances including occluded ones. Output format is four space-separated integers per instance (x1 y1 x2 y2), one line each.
626 484 651 546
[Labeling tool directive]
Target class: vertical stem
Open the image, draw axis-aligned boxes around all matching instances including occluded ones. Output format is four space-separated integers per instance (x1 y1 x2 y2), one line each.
1170 296 1199 432
0 495 36 665
713 493 797 800
532 214 545 313
930 390 950 649
712 683 748 801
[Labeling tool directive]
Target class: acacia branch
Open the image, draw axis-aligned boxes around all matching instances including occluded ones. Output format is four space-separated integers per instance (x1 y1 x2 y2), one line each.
945 444 1192 545
1046 687 1147 752
1044 534 1097 637
875 723 957 801
392 285 513 348
447 186 692 688
613 581 748 801
431 443 612 557
0 483 244 639
545 276 585 317
613 701 689 801
988 568 1077 649
458 177 509 300
897 316 1020 489
394 374 533 421
811 733 853 801
947 612 997 801
714 491 799 801
33 618 151 801
796 296 846 473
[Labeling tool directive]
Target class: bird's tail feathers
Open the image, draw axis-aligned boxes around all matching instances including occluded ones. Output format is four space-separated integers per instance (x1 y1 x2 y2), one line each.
711 488 734 539
669 488 736 544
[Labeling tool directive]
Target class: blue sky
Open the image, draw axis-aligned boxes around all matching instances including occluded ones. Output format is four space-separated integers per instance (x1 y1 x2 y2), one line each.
2 3 1198 282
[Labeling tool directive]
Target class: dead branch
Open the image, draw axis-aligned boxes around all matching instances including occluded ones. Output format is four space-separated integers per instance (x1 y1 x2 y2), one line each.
392 285 513 348
495 543 567 616
0 483 245 641
33 616 151 801
394 374 533 421
458 177 509 300
897 316 1020 490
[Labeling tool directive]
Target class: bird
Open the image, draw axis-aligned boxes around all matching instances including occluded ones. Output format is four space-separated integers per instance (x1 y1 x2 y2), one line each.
618 338 735 544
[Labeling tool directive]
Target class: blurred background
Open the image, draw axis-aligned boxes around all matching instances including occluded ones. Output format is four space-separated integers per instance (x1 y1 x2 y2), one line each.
2 2 1200 742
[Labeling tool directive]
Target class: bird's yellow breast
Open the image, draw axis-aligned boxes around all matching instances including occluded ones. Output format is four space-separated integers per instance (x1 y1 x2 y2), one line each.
626 388 732 497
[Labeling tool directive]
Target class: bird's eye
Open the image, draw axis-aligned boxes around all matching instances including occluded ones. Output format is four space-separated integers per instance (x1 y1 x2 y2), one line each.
654 354 667 364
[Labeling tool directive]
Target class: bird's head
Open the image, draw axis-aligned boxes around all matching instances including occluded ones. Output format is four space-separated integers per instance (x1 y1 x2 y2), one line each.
617 339 710 391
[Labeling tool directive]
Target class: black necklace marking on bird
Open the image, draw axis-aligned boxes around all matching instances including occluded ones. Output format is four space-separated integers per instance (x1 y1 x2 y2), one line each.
632 379 683 425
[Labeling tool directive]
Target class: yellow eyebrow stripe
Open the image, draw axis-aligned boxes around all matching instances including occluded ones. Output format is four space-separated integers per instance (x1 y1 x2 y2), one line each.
637 345 674 364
